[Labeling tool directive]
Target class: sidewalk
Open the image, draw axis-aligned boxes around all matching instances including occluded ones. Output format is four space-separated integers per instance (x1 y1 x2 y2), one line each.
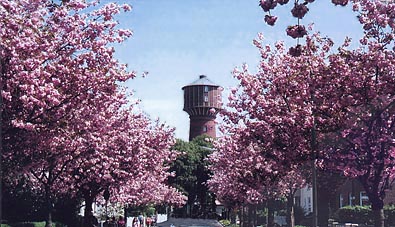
157 218 222 227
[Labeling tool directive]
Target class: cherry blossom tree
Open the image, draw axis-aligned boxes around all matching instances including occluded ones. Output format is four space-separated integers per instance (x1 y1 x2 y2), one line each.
1 1 185 226
213 1 395 227
61 98 185 226
320 2 395 224
208 128 308 227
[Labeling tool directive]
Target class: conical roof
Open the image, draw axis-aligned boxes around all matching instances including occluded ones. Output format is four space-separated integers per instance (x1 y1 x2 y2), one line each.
182 75 219 89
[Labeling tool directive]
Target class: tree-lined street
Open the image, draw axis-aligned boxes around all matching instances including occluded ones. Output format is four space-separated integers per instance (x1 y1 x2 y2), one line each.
1 1 394 227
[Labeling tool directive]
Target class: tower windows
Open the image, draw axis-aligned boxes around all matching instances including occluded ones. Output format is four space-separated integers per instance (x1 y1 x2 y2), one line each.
202 126 208 132
204 94 209 102
204 86 209 93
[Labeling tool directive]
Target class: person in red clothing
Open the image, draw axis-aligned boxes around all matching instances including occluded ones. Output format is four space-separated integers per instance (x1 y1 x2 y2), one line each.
117 216 125 227
146 217 152 227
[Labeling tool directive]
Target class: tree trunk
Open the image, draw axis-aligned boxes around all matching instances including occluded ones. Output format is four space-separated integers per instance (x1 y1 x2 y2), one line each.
317 189 330 227
211 194 216 218
45 210 53 227
83 194 95 227
230 208 237 225
267 199 275 227
286 193 295 227
246 205 255 227
240 206 244 227
368 192 385 227
45 185 53 227
372 206 385 227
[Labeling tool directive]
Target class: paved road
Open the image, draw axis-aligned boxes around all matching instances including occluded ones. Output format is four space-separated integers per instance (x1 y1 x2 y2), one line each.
157 218 222 227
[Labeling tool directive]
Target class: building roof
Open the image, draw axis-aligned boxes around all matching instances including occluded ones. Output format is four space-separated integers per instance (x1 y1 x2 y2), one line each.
182 75 220 89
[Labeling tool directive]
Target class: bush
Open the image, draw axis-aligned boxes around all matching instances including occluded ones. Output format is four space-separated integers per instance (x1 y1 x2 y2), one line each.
7 222 66 227
385 205 395 227
336 206 373 225
219 219 231 226
10 222 35 227
336 205 395 226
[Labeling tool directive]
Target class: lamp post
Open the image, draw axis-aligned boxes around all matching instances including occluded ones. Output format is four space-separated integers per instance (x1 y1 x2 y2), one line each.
104 188 110 225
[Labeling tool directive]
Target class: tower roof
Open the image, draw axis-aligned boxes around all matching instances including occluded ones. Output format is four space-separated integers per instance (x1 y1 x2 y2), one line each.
182 75 219 89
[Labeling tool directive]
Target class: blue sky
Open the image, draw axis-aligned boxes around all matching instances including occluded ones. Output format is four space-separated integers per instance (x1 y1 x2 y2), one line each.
112 0 363 141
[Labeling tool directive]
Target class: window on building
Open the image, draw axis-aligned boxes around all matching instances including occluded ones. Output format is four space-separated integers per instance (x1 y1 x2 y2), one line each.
339 194 344 208
204 86 209 92
295 196 301 207
202 126 207 132
360 192 370 206
204 94 209 102
349 193 355 206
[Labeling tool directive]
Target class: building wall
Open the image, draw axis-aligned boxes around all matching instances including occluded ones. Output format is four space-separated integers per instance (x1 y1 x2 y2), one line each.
183 85 221 113
295 186 313 214
189 116 216 141
183 84 221 141
338 179 395 207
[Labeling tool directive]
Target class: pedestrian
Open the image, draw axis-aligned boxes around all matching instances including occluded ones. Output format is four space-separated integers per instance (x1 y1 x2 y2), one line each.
110 217 118 227
118 216 125 227
88 215 98 227
146 217 152 227
133 217 140 227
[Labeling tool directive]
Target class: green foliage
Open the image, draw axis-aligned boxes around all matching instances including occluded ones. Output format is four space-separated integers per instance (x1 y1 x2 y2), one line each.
384 205 395 227
295 225 309 227
1 178 46 222
2 178 81 226
126 205 156 217
227 225 238 227
336 206 373 225
4 222 66 227
169 135 216 218
219 219 231 226
335 205 395 226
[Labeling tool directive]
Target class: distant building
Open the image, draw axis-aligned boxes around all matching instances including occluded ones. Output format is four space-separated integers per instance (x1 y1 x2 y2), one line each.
182 75 222 141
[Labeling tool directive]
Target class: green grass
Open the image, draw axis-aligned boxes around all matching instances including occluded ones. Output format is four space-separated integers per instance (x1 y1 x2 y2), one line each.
1 221 65 227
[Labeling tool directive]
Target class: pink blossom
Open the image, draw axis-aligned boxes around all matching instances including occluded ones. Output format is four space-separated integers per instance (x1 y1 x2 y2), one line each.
264 15 278 26
332 0 349 6
291 3 309 19
286 25 307 39
259 0 277 12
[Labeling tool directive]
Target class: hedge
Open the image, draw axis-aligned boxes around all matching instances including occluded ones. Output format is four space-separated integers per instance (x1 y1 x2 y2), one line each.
4 222 66 227
335 205 395 226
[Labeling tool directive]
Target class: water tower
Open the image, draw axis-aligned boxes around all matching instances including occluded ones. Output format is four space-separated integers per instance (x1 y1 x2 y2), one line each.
182 75 222 141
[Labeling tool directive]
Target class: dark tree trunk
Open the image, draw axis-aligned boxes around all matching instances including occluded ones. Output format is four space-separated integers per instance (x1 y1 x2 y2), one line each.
230 208 237 225
359 175 385 227
45 185 53 227
267 199 275 227
372 209 384 227
240 206 244 227
45 210 53 227
371 200 385 227
286 193 295 227
317 189 330 227
317 169 346 227
244 204 256 227
83 193 95 227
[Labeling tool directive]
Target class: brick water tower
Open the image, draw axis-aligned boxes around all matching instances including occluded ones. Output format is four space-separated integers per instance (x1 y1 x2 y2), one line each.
182 75 222 141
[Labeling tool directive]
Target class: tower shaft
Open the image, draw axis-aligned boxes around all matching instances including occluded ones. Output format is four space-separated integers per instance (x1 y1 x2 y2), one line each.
189 115 216 141
182 75 222 141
